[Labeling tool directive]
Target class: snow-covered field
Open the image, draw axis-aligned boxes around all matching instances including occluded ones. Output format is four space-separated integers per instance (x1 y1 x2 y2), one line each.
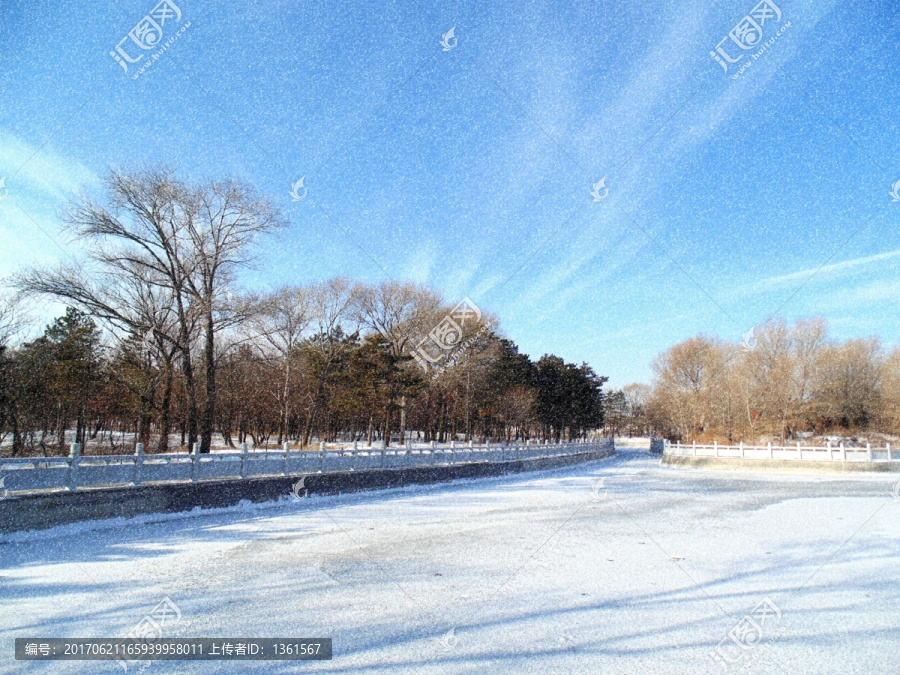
2 449 899 674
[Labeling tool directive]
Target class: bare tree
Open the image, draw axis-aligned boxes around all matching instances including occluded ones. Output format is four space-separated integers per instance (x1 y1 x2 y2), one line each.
58 168 285 453
244 286 312 444
622 383 651 435
646 316 897 443
302 278 358 446
351 280 444 444
0 290 30 348
877 347 900 434
62 167 205 449
181 178 287 452
650 335 728 441
813 338 884 429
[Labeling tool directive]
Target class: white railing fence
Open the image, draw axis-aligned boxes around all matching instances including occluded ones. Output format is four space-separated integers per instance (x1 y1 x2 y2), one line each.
664 440 893 462
0 439 613 495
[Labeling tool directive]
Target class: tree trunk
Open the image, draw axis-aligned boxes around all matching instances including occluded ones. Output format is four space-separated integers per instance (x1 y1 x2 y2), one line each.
11 414 22 457
399 395 406 446
157 359 174 454
200 307 216 454
57 407 66 453
303 378 326 447
278 359 291 446
182 344 198 450
138 406 152 449
76 413 84 447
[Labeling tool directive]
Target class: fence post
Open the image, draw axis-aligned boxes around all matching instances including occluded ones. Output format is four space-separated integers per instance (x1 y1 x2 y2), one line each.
797 441 801 460
739 441 744 459
692 440 696 457
840 442 845 462
134 442 144 486
68 442 81 491
191 442 200 482
887 443 892 463
714 440 718 458
319 441 326 473
826 440 831 460
282 442 289 475
768 442 772 459
241 442 248 478
381 440 386 468
867 443 872 461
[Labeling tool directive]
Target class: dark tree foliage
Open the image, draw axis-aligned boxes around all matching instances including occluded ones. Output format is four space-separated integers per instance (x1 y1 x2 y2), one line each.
1 309 103 455
535 356 606 441
0 303 609 456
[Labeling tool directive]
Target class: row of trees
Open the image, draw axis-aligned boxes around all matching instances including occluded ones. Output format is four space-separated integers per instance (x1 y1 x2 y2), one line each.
0 168 606 456
640 316 900 443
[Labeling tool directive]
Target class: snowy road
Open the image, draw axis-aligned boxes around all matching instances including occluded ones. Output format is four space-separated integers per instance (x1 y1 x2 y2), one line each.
2 449 899 674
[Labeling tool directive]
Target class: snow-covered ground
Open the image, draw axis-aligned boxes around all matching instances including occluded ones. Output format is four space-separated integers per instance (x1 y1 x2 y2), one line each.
1 448 899 674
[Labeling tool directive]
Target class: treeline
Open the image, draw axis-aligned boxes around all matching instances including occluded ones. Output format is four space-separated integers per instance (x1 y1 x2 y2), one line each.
0 168 606 456
633 316 900 443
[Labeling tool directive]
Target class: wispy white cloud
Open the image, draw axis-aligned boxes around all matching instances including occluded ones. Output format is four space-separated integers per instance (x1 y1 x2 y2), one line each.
0 131 99 202
752 249 900 291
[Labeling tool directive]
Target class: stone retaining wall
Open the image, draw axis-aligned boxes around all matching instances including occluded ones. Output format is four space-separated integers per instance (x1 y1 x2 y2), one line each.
0 447 615 534
661 454 900 474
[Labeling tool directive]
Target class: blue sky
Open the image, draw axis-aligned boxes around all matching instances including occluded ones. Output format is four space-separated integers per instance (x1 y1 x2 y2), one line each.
1 0 898 386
